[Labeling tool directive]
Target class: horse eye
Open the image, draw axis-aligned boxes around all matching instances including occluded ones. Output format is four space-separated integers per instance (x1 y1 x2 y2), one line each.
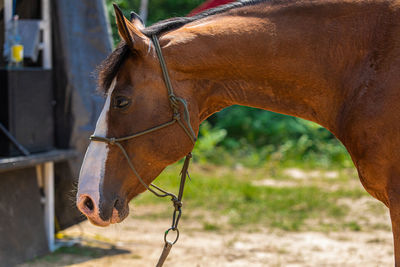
113 96 131 109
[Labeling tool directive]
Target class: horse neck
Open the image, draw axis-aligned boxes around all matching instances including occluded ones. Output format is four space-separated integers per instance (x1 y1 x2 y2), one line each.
161 1 387 136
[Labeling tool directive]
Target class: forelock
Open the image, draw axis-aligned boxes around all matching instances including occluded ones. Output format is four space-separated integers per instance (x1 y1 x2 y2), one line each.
96 42 131 95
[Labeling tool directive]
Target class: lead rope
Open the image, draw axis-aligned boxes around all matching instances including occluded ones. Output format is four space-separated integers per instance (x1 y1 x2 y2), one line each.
90 35 197 267
156 153 191 267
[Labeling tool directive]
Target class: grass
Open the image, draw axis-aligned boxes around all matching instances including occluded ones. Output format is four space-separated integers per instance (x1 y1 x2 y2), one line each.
132 162 376 232
203 222 221 231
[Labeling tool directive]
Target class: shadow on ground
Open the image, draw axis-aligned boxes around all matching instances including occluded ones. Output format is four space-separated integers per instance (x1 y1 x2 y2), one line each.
21 244 130 266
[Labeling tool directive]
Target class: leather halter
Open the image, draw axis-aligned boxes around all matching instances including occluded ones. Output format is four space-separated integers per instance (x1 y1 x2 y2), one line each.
89 35 197 266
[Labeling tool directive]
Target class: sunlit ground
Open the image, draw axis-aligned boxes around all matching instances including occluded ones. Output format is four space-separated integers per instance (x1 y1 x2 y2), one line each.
21 163 393 266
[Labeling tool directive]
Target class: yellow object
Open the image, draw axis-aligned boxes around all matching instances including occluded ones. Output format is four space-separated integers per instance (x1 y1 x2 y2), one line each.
55 232 65 239
11 44 23 63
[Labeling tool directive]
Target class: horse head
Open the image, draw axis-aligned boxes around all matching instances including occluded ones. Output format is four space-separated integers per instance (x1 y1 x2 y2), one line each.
76 5 198 226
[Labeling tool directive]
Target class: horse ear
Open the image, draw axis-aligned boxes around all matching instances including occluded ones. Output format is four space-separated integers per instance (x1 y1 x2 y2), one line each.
130 11 145 29
113 4 148 53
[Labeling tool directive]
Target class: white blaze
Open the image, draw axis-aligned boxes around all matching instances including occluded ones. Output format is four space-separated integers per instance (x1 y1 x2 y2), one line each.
78 78 117 206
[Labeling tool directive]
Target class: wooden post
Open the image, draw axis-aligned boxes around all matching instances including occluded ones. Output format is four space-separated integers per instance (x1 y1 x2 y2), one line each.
3 0 12 23
41 0 52 69
43 162 55 251
3 0 12 60
35 164 44 201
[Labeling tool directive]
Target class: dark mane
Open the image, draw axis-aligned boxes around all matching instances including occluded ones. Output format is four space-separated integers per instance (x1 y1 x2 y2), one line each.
97 0 268 94
142 0 267 37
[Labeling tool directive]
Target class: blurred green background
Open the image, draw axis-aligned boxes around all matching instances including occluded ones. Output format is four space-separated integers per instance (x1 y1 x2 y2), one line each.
105 0 352 169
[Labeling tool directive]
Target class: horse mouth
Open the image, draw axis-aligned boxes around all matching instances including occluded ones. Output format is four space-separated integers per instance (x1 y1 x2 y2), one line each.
86 207 129 226
78 198 130 227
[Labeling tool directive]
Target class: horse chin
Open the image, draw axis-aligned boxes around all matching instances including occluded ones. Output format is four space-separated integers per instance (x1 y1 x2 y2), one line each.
111 205 130 224
87 217 111 227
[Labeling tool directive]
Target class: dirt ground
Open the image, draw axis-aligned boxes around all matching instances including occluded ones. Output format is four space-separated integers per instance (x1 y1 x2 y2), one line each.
21 203 394 267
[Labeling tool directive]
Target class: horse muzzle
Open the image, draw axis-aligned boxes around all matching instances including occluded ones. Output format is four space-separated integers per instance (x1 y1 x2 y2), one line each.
77 192 129 226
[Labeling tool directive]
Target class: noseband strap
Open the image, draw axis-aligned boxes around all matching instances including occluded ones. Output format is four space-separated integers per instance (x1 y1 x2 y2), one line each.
89 35 196 266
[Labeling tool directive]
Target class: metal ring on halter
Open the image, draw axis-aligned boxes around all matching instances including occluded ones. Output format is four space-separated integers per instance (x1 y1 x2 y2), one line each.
164 227 180 245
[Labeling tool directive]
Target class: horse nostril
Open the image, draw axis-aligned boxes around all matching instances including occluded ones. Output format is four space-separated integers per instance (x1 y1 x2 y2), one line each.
84 196 94 212
113 199 119 209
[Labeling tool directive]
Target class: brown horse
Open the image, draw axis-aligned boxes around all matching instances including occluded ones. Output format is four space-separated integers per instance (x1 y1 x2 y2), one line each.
77 0 400 264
